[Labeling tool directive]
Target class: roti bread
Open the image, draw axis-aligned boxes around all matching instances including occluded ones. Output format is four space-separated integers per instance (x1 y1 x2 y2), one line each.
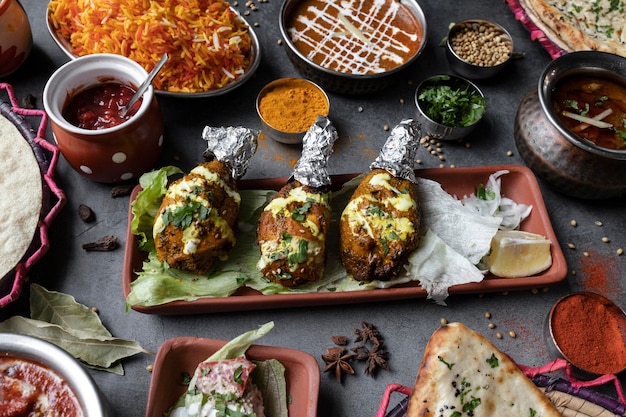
407 322 563 417
0 112 43 280
517 0 626 57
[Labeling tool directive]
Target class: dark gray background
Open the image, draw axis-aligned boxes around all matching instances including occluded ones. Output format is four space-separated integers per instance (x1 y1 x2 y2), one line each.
4 0 626 416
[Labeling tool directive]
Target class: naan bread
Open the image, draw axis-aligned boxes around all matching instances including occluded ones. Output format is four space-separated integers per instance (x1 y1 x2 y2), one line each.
407 322 563 417
518 0 626 57
0 113 43 280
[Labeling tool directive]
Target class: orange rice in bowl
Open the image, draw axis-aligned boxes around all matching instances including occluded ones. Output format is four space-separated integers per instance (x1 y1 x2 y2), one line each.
47 0 256 94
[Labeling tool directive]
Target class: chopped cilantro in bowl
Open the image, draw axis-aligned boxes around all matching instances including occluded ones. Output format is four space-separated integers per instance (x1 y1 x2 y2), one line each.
414 74 486 140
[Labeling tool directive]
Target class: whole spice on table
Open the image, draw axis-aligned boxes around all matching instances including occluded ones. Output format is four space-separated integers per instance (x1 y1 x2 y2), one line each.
258 78 328 133
551 293 626 375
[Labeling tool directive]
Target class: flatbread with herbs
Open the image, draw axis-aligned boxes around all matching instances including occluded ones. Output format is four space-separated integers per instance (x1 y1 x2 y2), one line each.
518 0 626 57
0 112 43 280
407 322 563 417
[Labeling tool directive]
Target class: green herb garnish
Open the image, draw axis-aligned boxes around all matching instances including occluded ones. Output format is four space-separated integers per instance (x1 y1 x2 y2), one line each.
438 355 454 370
418 80 485 127
486 353 499 368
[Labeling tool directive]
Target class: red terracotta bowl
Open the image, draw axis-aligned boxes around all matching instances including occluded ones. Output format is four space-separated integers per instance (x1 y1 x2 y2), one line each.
43 54 163 183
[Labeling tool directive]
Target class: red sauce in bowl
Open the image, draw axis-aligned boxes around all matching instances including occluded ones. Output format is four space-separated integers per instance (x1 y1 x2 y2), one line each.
0 356 83 417
63 82 141 130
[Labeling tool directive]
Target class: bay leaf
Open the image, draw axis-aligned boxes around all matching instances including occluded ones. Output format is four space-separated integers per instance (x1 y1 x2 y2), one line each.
0 316 148 371
30 283 112 338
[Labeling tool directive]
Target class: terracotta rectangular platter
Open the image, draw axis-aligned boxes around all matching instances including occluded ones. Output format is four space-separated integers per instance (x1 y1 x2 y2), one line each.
145 337 319 417
122 164 568 315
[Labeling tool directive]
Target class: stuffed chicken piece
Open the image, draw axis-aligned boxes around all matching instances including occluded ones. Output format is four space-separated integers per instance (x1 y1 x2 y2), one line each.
153 126 257 274
339 119 422 282
257 116 338 287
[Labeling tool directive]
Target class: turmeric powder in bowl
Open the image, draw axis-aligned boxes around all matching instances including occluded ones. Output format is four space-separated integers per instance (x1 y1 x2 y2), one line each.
256 78 329 143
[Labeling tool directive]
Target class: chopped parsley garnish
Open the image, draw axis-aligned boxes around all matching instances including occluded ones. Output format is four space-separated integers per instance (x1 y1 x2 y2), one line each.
418 81 485 127
381 237 390 257
287 239 308 265
438 355 454 370
291 202 312 222
162 201 210 229
486 353 499 368
474 184 496 200
530 408 537 417
233 365 244 385
366 204 387 217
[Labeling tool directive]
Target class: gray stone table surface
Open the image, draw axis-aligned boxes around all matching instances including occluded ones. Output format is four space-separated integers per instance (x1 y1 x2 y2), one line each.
3 0 626 416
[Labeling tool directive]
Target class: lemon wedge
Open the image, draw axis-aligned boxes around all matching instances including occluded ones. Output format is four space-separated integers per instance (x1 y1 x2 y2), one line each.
487 230 552 278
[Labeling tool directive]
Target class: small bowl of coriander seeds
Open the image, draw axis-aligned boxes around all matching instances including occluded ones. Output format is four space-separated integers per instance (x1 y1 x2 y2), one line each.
445 19 514 80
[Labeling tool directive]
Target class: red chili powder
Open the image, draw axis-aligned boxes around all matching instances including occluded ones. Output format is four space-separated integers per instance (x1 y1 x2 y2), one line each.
551 293 626 375
579 249 620 295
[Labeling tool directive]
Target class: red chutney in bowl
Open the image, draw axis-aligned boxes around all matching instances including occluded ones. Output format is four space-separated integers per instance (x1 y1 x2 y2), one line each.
285 0 424 75
63 83 141 130
0 356 83 416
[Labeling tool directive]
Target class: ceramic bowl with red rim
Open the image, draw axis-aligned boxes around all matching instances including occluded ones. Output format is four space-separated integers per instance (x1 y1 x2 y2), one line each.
279 0 427 94
0 333 111 416
43 53 164 183
545 291 626 378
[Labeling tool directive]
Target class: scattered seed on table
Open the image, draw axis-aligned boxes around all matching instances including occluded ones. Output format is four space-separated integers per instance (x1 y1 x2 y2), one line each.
531 288 539 294
465 142 471 148
416 159 422 164
357 106 363 112
506 150 513 156
496 332 503 339
399 98 405 104
583 251 590 257
449 164 456 168
602 237 610 243
440 318 448 325
508 330 516 338
542 287 550 293
567 243 576 249
570 219 577 227
146 364 154 372
383 124 389 131
595 221 603 226
277 39 283 45
488 322 496 329
617 248 624 256
571 269 576 276
484 311 491 319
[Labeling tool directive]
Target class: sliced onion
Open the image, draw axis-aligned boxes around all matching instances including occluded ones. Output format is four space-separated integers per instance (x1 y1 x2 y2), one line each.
576 108 613 131
562 111 613 128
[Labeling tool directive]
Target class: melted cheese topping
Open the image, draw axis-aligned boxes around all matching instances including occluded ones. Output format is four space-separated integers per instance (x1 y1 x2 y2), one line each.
342 172 416 240
153 168 239 255
263 186 329 237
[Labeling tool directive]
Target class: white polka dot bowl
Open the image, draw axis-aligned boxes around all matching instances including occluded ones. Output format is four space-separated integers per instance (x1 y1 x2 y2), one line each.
43 54 164 183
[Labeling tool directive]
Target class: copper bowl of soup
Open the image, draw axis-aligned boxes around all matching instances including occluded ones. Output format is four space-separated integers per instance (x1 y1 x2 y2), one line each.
279 0 427 94
515 51 626 199
0 333 111 416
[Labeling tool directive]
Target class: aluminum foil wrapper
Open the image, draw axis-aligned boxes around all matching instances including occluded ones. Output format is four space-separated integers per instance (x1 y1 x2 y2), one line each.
202 126 259 180
292 116 338 189
370 119 421 183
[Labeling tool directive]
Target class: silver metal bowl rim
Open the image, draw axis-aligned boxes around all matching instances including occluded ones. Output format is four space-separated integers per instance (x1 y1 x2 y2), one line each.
0 333 110 417
278 0 428 81
46 8 261 99
414 74 486 129
538 51 626 160
445 18 514 71
546 291 626 376
255 77 330 143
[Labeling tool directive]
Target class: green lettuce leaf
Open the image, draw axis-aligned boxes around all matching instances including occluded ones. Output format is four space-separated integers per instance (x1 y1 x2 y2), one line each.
131 165 182 251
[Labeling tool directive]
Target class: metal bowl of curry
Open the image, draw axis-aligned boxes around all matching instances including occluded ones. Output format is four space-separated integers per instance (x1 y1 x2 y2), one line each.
0 333 111 416
515 51 626 199
279 0 427 94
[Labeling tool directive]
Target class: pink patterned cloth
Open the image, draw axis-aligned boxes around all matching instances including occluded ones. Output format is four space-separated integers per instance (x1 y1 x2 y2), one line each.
503 0 566 60
0 83 66 308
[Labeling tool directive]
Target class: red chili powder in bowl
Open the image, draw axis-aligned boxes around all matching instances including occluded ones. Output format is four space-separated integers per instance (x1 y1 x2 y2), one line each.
550 292 626 375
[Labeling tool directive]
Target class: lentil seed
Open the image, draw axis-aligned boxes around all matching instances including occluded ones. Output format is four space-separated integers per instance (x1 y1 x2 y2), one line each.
617 248 624 256
496 332 503 339
602 237 610 243
488 322 496 329
508 331 516 338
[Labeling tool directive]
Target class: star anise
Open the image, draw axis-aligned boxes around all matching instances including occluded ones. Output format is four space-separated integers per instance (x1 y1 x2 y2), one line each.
331 335 349 346
353 321 382 346
363 344 390 376
321 347 355 382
